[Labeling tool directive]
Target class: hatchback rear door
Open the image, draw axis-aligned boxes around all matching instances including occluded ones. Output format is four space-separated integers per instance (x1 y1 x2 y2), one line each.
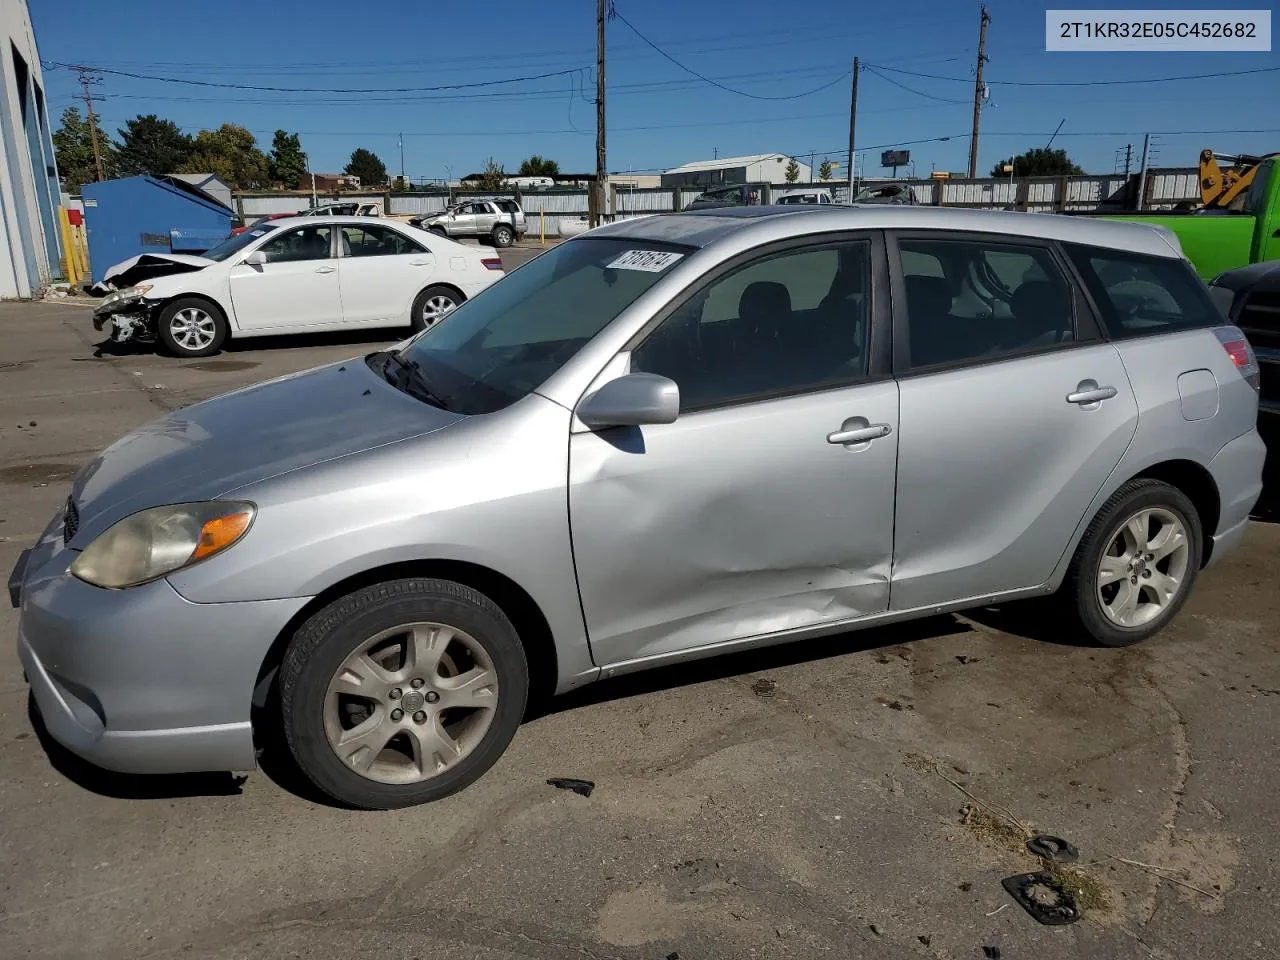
886 230 1139 611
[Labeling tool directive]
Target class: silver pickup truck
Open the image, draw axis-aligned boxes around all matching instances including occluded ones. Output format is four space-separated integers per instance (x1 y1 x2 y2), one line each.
411 199 527 248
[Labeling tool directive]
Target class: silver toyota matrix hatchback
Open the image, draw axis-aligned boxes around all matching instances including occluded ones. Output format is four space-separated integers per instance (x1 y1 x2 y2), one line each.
10 206 1265 809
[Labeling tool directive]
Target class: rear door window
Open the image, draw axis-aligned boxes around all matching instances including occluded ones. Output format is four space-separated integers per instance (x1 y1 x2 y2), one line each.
1065 245 1221 339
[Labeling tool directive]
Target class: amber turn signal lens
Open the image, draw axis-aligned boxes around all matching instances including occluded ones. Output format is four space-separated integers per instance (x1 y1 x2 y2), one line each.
192 510 253 561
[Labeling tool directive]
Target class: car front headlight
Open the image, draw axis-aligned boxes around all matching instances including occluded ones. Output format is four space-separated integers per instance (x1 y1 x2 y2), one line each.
97 284 155 310
70 501 255 589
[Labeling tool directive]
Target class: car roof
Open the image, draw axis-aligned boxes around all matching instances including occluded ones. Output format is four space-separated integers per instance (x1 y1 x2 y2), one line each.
590 204 1184 259
254 215 406 229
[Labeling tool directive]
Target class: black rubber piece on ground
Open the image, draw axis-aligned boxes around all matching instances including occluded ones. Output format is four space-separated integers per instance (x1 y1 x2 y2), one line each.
546 777 595 797
1001 872 1081 925
1027 834 1079 864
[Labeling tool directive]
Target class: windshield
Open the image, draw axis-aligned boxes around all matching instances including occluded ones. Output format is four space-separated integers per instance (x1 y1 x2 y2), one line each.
395 236 693 414
203 226 279 262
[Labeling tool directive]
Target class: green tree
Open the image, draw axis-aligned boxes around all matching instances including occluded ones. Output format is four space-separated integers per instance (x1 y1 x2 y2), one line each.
518 154 559 177
180 124 271 189
115 114 193 177
818 159 834 181
991 148 1084 178
268 130 307 189
478 156 505 191
344 148 388 186
52 106 116 192
785 157 800 183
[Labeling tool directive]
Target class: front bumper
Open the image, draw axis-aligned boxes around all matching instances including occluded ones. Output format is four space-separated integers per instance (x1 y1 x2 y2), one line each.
12 532 309 774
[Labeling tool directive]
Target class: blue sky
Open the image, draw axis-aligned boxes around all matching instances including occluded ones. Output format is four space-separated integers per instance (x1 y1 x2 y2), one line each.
33 0 1279 181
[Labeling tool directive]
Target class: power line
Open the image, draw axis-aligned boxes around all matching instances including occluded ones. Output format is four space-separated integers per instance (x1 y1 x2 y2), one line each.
47 61 587 95
863 64 968 104
865 62 1280 87
610 7 848 101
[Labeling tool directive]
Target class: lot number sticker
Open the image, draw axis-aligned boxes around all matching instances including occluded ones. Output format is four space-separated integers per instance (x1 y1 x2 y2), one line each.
607 249 685 272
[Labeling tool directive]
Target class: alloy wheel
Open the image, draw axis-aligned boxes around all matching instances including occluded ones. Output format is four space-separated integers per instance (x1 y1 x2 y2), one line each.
169 307 217 351
323 621 499 785
422 295 457 326
1096 507 1190 628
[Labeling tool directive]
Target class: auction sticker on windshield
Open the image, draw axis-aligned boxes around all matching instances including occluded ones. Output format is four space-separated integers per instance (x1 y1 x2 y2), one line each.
607 250 685 272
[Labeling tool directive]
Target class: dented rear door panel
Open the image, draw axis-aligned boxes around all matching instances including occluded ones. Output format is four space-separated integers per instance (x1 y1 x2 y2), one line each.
569 382 900 667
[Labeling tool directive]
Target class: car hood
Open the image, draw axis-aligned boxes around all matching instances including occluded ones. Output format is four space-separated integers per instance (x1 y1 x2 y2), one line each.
101 253 215 289
67 358 463 544
1212 259 1280 291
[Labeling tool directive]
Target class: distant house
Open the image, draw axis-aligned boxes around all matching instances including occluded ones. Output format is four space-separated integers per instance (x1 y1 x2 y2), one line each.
300 173 361 191
661 153 810 187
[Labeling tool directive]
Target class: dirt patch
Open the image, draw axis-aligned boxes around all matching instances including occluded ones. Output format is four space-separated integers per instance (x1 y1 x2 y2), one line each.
960 803 1027 854
0 462 79 484
1044 862 1111 912
0 361 30 372
182 360 261 372
594 886 694 946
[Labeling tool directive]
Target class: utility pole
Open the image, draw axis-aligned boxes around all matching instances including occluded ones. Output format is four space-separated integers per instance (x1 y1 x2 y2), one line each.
71 65 106 182
968 6 990 179
593 0 608 228
1123 143 1133 177
1136 134 1151 211
846 57 859 203
398 133 405 184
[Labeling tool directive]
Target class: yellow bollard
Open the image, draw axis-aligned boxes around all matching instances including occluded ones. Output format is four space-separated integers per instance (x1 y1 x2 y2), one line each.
539 209 545 246
57 207 78 286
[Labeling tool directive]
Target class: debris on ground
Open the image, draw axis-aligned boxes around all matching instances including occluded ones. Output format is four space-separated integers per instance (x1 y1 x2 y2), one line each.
982 947 1002 959
956 655 982 665
546 777 595 798
868 923 883 936
750 678 776 697
1026 834 1079 864
917 934 931 946
1001 871 1081 925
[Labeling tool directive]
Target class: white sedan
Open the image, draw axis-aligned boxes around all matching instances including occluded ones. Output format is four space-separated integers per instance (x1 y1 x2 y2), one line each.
92 216 506 358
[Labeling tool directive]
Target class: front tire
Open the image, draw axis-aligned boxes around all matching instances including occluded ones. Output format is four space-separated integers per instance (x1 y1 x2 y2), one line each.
1063 479 1203 647
411 285 463 332
157 298 228 358
279 578 529 810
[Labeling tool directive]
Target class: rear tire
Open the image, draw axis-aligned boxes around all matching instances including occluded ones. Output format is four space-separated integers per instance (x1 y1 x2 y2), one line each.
278 578 529 810
156 297 228 358
492 224 514 248
1062 479 1203 647
411 285 463 332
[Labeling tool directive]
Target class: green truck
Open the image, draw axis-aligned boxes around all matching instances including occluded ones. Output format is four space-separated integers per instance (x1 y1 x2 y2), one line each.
1100 154 1279 280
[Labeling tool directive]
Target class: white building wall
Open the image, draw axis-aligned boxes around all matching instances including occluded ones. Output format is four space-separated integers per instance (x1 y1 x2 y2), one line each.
745 156 811 184
0 0 58 298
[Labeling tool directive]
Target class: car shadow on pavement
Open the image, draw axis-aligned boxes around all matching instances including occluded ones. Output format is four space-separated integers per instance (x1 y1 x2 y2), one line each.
535 615 975 720
26 695 248 801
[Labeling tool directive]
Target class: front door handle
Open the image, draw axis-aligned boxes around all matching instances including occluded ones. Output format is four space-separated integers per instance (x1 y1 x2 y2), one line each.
315 265 336 274
827 422 892 445
1066 380 1118 405
409 259 431 266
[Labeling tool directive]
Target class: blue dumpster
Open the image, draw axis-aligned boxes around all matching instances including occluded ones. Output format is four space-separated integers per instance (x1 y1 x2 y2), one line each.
81 175 235 284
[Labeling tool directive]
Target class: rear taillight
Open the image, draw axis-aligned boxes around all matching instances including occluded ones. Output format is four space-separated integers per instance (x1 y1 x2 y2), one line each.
481 258 504 271
1215 325 1261 392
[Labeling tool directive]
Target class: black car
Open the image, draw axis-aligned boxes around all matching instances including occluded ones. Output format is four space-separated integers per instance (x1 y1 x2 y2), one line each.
1209 261 1280 413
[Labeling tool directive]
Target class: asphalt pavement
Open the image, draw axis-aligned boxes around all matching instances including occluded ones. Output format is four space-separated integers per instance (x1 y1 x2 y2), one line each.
1 275 1278 959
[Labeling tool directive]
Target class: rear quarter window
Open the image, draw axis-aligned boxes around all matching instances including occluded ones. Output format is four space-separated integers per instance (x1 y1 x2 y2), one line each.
1065 244 1221 339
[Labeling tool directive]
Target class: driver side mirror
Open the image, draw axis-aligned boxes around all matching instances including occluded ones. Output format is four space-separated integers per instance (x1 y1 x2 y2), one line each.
243 250 267 266
577 373 680 429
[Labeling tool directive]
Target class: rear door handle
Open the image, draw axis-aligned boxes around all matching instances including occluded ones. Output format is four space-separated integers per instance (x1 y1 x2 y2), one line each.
315 265 336 274
827 422 892 445
1066 383 1118 405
